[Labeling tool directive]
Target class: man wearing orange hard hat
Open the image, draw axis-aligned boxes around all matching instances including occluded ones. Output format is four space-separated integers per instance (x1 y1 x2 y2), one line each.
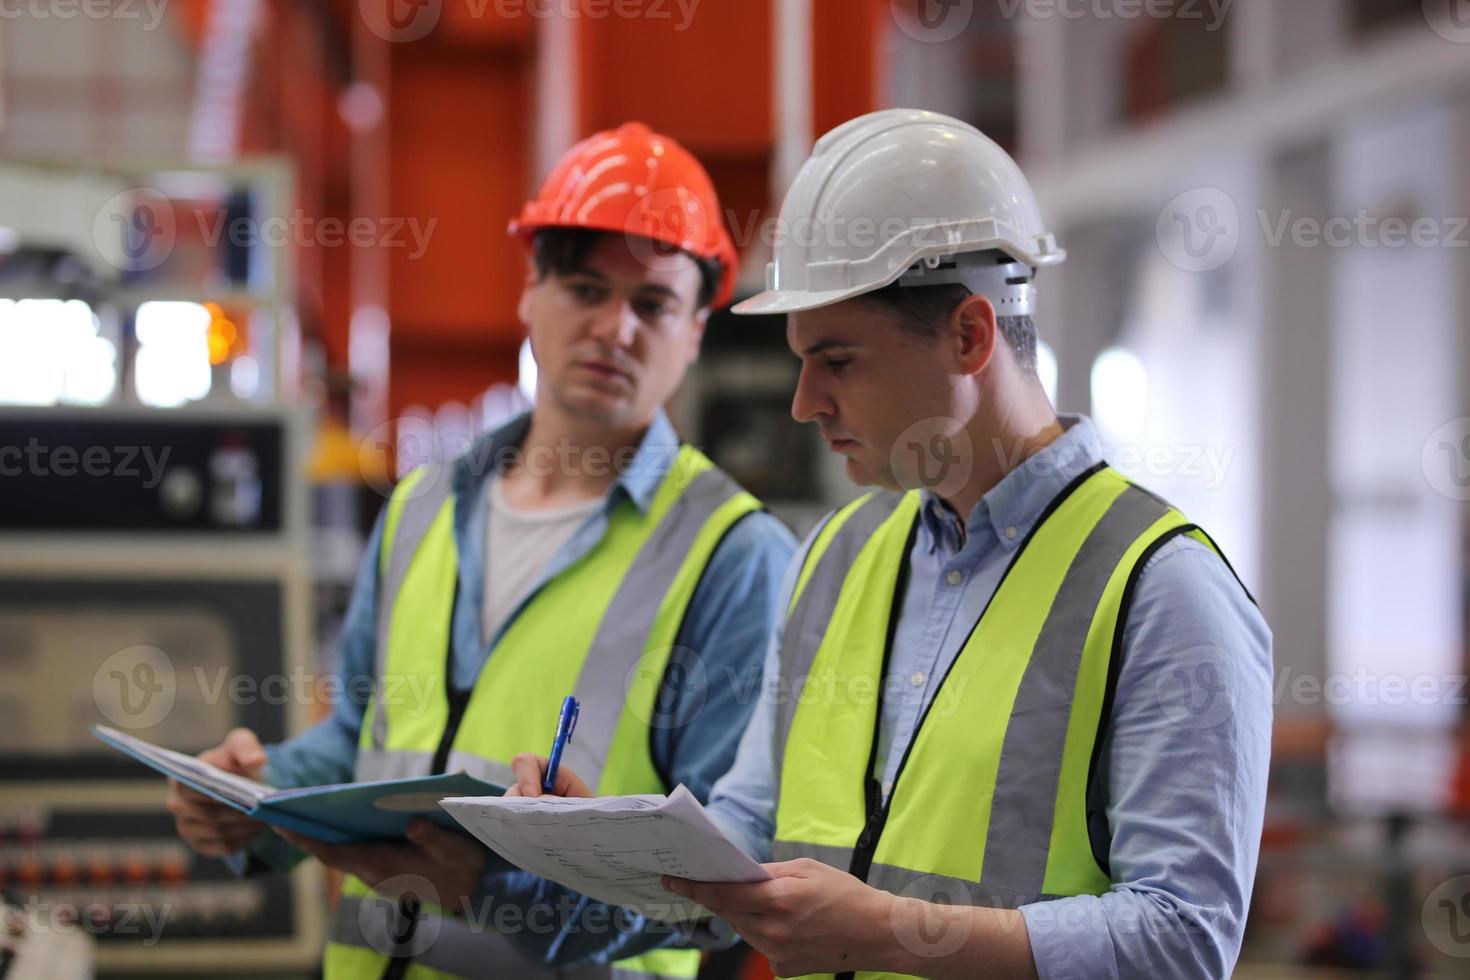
165 122 794 980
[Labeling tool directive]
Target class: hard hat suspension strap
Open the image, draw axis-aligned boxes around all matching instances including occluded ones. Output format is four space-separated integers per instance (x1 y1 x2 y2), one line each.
895 251 1037 318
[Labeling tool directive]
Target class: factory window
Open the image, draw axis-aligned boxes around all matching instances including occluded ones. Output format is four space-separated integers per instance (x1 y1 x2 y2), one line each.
134 302 213 409
0 299 116 407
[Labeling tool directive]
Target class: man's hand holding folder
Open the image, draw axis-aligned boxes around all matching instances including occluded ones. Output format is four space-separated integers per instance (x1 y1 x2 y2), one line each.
166 727 270 857
277 820 486 908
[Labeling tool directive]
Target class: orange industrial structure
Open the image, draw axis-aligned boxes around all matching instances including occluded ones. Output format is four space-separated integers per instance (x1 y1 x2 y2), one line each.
169 0 891 425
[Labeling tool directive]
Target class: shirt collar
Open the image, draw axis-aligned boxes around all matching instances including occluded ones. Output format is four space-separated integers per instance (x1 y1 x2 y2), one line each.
451 408 680 515
918 414 1105 555
613 409 681 514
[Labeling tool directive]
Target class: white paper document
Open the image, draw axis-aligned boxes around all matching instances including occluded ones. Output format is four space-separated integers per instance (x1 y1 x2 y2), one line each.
440 785 769 922
94 725 273 807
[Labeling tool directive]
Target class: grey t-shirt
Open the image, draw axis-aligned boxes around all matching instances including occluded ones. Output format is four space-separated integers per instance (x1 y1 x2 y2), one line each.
481 476 603 646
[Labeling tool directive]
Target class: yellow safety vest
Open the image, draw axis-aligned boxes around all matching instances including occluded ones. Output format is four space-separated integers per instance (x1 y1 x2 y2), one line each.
323 442 760 980
771 464 1247 980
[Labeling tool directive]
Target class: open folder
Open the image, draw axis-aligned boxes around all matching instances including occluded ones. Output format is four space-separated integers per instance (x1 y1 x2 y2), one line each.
441 785 770 923
93 725 505 844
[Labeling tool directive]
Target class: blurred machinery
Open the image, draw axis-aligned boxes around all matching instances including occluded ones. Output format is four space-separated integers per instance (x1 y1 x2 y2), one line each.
676 305 853 538
0 160 323 973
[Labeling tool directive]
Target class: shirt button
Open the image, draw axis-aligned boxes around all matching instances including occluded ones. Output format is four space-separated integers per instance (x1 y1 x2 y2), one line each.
945 569 962 586
910 671 926 687
1005 526 1018 540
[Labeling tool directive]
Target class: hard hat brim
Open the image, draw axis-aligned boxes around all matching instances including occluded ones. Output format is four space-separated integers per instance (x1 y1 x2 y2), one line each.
731 284 886 316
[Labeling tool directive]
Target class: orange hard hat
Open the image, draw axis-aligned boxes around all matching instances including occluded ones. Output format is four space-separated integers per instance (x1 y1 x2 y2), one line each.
509 122 740 308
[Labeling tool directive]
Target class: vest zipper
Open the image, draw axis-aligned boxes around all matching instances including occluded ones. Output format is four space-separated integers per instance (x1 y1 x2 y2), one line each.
849 776 889 881
430 686 472 775
429 579 469 775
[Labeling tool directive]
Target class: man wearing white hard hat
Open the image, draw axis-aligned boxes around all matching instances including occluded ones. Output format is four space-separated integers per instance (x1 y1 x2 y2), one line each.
511 108 1272 979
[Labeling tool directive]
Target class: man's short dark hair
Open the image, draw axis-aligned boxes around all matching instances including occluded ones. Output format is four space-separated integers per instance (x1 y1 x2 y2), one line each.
530 227 725 311
855 280 1038 376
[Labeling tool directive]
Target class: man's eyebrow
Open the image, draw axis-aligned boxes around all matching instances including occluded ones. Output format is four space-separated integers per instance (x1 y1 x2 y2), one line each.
798 339 857 357
636 283 679 301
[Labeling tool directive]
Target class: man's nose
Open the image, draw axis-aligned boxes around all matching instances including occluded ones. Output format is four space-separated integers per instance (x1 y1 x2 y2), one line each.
791 363 830 424
588 298 639 348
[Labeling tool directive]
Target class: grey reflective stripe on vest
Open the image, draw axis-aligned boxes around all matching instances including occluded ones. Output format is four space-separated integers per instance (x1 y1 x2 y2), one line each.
770 841 1054 910
330 894 695 980
563 465 747 788
865 864 1055 909
979 484 1169 895
770 838 852 868
331 894 607 979
355 746 516 786
372 461 456 751
774 492 907 773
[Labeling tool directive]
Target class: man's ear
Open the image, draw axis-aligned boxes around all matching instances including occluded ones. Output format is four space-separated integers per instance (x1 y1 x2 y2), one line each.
953 294 997 376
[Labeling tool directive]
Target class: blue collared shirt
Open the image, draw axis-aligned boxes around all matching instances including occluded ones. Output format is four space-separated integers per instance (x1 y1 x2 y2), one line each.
246 410 795 966
706 414 1273 980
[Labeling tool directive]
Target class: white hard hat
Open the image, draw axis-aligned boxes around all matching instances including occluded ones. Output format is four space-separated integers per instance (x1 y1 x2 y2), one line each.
733 108 1064 316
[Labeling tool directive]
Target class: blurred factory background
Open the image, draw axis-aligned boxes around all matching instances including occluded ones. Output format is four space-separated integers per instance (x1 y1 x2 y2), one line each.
1 0 1468 976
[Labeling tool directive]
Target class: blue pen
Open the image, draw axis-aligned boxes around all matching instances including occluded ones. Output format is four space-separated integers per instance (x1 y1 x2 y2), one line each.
542 696 580 794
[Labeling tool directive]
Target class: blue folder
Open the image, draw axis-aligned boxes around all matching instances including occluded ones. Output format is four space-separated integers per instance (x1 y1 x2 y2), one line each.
93 725 506 844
